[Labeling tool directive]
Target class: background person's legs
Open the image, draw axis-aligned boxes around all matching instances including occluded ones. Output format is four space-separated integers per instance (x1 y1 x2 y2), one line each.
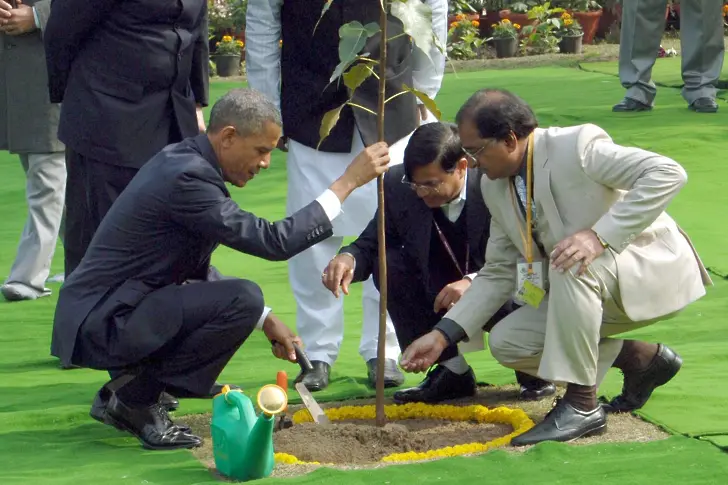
679 0 725 110
616 0 667 109
3 152 66 300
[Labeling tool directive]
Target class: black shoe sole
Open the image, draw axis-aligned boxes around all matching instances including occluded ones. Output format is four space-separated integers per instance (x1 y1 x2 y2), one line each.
392 389 477 405
689 105 718 113
566 421 607 442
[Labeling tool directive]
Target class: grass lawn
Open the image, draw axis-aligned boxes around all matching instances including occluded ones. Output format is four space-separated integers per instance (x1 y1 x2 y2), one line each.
1 57 727 484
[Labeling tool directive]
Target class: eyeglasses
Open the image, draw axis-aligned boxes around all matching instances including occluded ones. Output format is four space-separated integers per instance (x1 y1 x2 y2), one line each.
462 140 495 166
400 174 444 194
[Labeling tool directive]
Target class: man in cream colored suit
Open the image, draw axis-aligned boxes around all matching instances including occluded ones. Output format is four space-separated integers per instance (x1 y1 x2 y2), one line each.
400 89 712 446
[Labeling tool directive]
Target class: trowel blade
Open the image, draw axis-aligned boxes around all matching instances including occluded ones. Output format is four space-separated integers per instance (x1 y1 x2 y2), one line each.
295 382 330 425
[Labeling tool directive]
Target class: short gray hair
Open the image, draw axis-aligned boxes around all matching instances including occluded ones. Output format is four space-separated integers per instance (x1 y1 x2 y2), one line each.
207 88 282 136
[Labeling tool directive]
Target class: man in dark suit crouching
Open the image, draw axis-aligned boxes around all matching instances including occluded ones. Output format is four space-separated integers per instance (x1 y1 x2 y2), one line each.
322 123 555 403
51 88 391 450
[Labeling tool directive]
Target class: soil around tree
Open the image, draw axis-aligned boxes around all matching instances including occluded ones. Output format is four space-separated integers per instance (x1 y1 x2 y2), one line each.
273 419 513 465
184 383 670 480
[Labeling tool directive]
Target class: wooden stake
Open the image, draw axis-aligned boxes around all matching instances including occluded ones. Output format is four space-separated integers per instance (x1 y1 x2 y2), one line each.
375 0 389 428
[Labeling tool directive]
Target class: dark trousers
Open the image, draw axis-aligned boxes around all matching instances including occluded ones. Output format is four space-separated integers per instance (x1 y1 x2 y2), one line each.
63 149 138 278
78 279 264 401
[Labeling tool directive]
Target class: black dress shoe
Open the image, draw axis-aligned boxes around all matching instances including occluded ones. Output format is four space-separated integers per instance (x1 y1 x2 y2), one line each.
516 372 557 401
90 387 189 432
294 361 330 392
688 97 718 113
104 394 202 450
393 365 476 404
612 98 652 112
601 343 682 414
366 358 405 388
511 399 607 446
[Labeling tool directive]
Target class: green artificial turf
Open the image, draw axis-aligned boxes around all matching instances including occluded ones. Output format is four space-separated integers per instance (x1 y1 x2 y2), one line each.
1 64 727 483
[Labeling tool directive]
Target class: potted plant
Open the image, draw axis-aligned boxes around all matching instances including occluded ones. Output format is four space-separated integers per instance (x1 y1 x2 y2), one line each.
213 35 244 77
557 12 584 53
490 19 520 58
519 2 564 55
448 15 485 59
551 0 602 44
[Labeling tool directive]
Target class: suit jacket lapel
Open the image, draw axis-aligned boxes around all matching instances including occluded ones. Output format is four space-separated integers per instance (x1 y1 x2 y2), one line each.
466 169 488 267
398 191 433 281
533 130 566 248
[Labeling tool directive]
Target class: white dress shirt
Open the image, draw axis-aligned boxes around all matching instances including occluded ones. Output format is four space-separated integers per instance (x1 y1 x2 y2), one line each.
256 189 342 329
245 0 449 114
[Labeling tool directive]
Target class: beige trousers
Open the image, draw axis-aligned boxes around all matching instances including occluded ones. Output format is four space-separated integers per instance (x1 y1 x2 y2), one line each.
488 250 678 387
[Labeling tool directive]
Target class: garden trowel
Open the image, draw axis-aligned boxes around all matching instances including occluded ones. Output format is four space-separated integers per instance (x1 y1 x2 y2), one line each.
293 344 330 425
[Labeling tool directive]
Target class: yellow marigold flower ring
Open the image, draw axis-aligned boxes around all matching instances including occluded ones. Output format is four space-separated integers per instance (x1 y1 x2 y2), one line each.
514 23 521 29
472 21 480 28
274 403 535 465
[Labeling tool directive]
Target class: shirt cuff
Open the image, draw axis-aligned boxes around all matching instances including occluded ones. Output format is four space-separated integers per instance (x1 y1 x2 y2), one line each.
434 318 468 345
33 7 40 29
256 306 272 330
316 189 343 221
464 272 478 282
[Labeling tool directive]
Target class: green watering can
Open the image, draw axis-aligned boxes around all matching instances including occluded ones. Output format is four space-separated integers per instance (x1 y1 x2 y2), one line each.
211 384 288 482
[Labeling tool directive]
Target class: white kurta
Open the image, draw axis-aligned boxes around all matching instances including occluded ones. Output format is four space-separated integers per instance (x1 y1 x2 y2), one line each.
246 0 448 366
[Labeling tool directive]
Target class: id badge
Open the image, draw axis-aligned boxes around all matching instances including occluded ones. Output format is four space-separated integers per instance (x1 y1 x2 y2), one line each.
514 258 546 308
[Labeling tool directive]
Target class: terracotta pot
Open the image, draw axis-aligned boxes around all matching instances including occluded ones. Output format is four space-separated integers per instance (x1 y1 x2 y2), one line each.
572 10 602 44
493 36 518 58
559 34 583 54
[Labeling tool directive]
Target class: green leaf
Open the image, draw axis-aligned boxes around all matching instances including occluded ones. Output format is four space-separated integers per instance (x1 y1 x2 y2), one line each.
343 63 375 93
318 103 346 149
330 21 381 82
390 0 435 61
314 0 336 33
401 84 441 120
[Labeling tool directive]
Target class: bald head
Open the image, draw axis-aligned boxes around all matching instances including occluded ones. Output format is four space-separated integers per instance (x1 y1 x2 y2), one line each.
455 89 538 141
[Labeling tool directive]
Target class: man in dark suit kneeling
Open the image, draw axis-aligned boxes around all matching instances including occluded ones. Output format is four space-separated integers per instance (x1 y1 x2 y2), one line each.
322 123 556 403
51 88 391 451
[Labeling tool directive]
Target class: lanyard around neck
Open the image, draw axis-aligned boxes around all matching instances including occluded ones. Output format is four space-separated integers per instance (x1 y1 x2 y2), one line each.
508 132 535 273
432 219 469 277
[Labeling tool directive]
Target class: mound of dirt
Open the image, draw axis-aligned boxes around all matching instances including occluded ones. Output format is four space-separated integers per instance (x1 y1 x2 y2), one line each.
273 419 513 464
